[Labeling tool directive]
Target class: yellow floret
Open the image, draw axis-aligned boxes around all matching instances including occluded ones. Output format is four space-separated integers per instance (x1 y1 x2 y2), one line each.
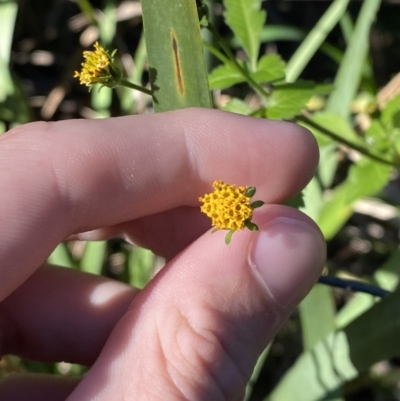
199 180 253 231
74 42 112 86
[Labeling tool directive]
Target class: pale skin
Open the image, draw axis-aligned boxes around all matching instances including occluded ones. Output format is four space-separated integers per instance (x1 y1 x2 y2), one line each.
0 109 326 400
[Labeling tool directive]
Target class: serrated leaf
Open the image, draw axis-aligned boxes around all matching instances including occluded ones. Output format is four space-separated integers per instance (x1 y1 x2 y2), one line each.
251 54 286 83
221 98 253 115
223 0 266 71
266 81 317 120
208 63 245 89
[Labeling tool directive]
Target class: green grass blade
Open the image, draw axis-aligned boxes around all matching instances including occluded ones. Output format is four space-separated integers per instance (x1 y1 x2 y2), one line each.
299 284 336 351
286 0 350 83
326 0 382 117
80 241 107 275
141 0 212 112
120 33 148 113
339 11 354 44
90 1 116 117
128 246 154 289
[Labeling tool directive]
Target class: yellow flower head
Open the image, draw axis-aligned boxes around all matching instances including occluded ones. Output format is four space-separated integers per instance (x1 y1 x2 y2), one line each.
74 42 119 88
199 180 264 244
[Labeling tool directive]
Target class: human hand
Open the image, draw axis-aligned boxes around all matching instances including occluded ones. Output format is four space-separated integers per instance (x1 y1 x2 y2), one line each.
0 109 325 400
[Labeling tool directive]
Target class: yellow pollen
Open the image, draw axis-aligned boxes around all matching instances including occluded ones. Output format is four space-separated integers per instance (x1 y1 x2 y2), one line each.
74 42 112 86
199 180 253 231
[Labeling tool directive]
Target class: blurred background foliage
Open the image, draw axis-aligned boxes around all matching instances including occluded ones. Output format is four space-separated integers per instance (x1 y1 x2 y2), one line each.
2 0 400 400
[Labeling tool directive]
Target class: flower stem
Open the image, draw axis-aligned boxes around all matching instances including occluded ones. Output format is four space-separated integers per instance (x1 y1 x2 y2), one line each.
119 79 153 96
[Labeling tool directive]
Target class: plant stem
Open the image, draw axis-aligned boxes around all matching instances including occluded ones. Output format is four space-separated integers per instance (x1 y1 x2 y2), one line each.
119 79 153 96
207 23 270 99
209 24 395 167
297 114 396 167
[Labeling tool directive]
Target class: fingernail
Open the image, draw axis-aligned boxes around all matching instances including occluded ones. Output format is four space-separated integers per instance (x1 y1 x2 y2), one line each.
249 217 326 308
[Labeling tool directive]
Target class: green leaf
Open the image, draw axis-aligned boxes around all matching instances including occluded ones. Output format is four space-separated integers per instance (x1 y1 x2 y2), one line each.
302 111 364 148
318 158 391 239
267 81 323 120
252 54 286 84
318 143 338 189
128 246 154 289
244 344 271 400
47 244 74 268
232 25 304 47
336 248 400 328
268 290 400 401
365 119 391 152
223 0 266 71
142 0 212 112
80 241 107 275
381 93 400 129
299 177 323 221
208 63 245 89
299 285 336 351
221 98 253 115
285 192 305 209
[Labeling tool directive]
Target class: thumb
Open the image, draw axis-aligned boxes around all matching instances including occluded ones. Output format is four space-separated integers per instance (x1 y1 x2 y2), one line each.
66 205 326 401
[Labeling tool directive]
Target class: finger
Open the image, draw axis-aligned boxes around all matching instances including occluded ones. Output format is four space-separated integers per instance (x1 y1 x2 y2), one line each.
69 206 211 259
0 109 317 301
66 205 326 401
0 266 136 365
0 374 79 401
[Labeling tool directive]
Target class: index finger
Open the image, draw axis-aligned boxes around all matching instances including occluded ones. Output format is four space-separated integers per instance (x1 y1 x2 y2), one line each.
0 108 318 300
